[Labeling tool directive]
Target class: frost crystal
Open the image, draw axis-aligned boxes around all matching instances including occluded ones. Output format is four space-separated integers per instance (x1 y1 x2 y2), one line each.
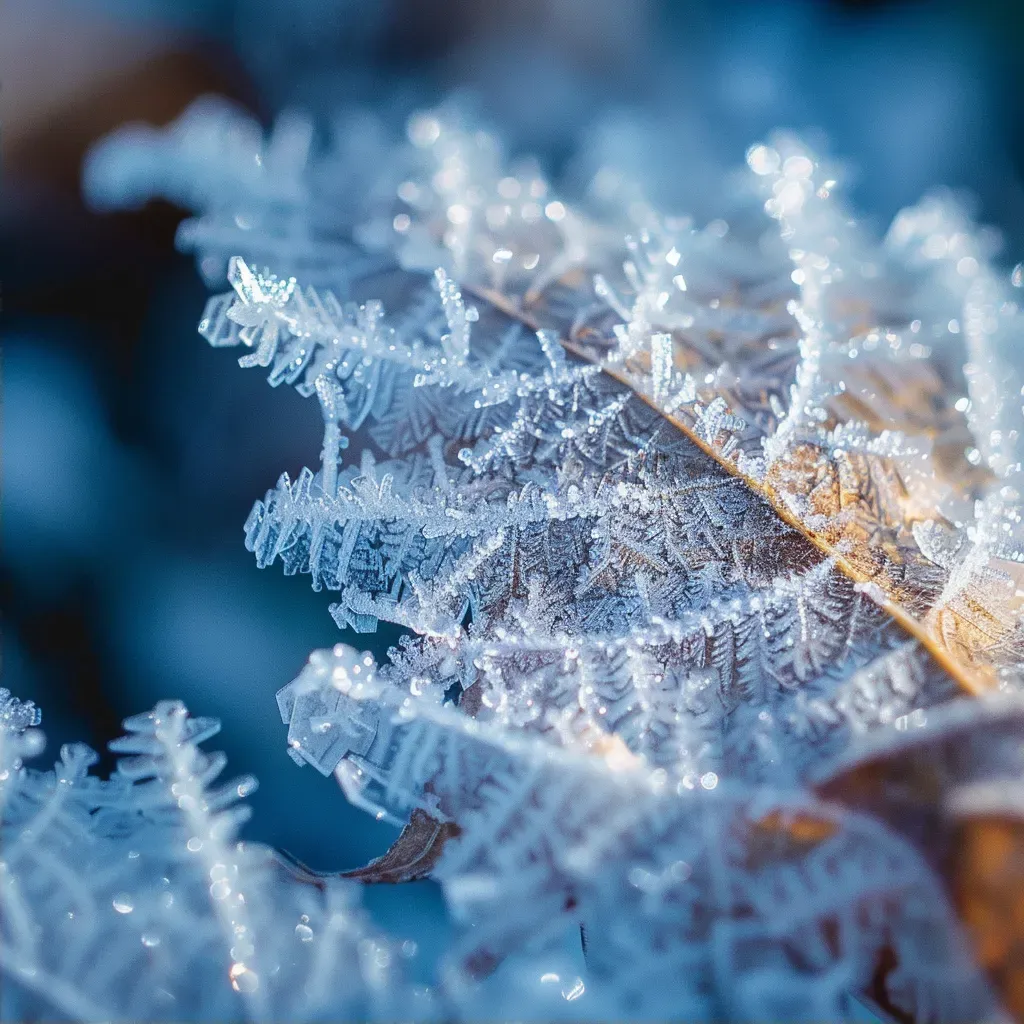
0 698 421 1021
32 98 1024 1020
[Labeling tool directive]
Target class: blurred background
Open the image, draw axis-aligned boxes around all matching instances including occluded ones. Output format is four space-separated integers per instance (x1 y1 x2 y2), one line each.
4 0 1024 957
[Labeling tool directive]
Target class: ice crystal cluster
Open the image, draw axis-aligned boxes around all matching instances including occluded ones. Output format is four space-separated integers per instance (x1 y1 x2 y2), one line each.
5 96 1024 1021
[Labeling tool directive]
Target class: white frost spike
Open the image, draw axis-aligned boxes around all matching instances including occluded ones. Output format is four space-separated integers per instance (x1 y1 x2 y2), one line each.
754 137 881 468
226 259 297 368
315 375 348 499
694 397 745 451
761 144 831 464
650 332 673 405
113 702 267 1017
536 329 566 373
663 373 697 415
594 273 631 323
766 300 825 465
434 267 478 367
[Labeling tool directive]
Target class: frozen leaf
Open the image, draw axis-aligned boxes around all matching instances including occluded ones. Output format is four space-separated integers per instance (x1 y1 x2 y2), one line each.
79 100 1024 1021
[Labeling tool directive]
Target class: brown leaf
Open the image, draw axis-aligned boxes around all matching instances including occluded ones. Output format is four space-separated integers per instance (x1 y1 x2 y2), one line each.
951 814 1024 1021
342 808 461 884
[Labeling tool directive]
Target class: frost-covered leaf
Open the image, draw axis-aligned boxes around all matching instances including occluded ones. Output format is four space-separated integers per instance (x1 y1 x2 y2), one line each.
83 99 1024 1021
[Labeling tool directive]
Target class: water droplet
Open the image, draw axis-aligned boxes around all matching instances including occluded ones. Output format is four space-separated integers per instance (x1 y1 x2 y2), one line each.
746 144 780 176
210 879 232 901
142 933 161 948
628 866 651 889
1013 263 1024 288
295 923 314 942
407 114 440 148
230 962 260 994
112 894 134 914
783 154 813 179
235 776 257 799
670 860 692 882
562 976 586 1001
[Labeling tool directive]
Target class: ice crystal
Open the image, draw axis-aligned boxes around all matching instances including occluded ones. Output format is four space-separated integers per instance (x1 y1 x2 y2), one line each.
0 691 422 1021
31 97 1024 1020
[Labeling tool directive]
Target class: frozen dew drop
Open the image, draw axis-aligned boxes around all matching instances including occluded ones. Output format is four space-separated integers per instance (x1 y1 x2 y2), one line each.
1012 262 1024 288
295 922 314 942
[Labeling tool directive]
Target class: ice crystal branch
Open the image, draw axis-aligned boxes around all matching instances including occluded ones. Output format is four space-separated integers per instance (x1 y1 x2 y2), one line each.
0 689 421 1021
